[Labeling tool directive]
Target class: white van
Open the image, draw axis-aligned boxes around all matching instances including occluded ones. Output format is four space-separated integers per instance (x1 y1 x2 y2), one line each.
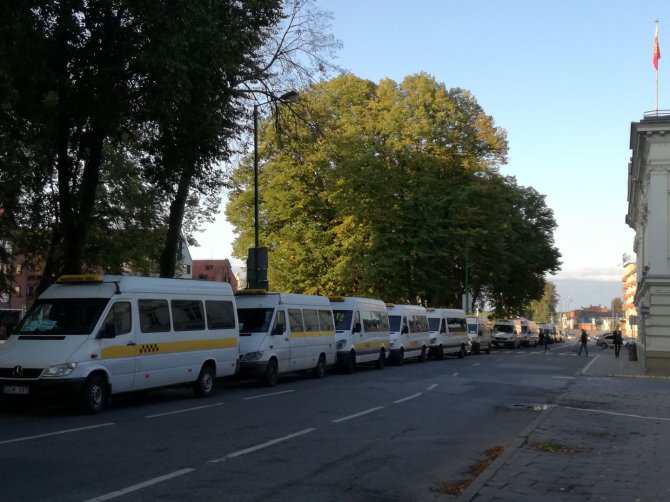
235 292 336 386
492 319 522 349
527 320 540 346
0 274 239 413
330 296 390 373
426 308 470 359
466 317 491 354
386 304 430 364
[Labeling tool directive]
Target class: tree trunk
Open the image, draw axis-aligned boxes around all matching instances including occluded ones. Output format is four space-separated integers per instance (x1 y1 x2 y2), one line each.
159 166 194 278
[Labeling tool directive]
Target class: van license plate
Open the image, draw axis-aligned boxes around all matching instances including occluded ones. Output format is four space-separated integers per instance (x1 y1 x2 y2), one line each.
3 385 29 395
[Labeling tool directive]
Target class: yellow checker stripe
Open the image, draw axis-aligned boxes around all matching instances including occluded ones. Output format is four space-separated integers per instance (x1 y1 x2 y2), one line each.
354 340 385 351
101 338 238 359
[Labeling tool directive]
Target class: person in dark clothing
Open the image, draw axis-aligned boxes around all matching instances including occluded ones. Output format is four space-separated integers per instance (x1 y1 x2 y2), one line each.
543 330 550 353
613 328 623 358
578 329 589 356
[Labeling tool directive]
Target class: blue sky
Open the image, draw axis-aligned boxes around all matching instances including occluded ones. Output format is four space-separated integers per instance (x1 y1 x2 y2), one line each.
192 0 667 310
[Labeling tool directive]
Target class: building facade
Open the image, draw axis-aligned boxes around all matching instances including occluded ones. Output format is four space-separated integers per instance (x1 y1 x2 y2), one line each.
627 112 670 373
192 259 239 292
622 260 638 338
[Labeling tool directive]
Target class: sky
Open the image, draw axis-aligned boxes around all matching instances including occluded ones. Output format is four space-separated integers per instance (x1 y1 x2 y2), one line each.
191 0 668 310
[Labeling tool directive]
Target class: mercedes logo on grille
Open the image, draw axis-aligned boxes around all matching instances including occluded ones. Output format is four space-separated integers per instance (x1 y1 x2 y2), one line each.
12 365 23 377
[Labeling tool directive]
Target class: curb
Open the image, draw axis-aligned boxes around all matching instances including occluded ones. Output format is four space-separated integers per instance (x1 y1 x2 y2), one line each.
456 404 555 502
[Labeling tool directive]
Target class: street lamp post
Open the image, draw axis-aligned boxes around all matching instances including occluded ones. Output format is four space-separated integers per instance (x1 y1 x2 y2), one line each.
248 90 299 290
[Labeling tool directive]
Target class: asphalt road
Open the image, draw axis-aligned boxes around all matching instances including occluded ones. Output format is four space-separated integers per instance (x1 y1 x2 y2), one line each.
0 343 586 501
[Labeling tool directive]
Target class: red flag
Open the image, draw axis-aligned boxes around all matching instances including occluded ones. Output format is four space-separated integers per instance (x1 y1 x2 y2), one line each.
654 23 661 70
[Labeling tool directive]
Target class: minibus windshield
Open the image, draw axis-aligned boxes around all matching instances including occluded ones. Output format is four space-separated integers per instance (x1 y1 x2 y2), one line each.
428 318 440 332
467 323 477 334
494 324 514 333
237 308 274 335
332 310 353 331
388 315 401 332
16 298 109 335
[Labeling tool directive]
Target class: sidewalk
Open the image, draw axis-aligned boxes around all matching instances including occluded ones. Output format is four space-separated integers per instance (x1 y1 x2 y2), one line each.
458 348 670 501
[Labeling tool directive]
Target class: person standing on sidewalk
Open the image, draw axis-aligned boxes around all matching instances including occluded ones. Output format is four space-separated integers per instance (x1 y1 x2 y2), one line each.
613 327 623 358
578 328 589 356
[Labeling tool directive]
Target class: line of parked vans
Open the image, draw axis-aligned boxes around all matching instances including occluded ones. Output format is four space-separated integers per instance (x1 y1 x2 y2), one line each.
0 275 526 414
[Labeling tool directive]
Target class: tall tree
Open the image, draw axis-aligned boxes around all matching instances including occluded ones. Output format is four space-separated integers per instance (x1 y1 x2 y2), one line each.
227 73 560 307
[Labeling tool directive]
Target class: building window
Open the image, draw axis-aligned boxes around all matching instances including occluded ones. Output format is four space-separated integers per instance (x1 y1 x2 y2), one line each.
205 265 213 270
198 274 207 280
186 265 191 274
13 286 21 297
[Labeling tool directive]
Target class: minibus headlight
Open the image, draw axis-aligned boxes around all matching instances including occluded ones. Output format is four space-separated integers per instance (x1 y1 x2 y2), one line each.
42 363 77 377
242 351 263 362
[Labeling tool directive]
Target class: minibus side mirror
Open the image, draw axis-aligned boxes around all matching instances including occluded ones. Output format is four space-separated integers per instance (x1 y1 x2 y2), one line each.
353 322 362 334
401 325 409 335
272 323 285 336
100 322 117 339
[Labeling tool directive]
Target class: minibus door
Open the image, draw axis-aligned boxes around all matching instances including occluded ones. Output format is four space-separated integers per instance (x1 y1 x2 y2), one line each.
98 301 138 393
273 310 292 372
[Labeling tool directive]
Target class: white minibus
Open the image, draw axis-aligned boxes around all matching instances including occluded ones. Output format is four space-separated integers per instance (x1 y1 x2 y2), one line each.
492 319 522 349
386 304 430 364
426 308 470 359
236 292 336 386
466 317 491 354
0 275 239 413
330 296 390 373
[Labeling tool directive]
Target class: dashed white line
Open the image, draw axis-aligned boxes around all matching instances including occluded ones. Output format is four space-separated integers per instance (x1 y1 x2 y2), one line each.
145 402 225 418
0 423 115 445
472 362 481 366
451 372 459 377
84 468 195 502
332 406 384 423
243 390 295 400
552 376 576 380
394 392 422 404
209 428 316 463
427 384 437 391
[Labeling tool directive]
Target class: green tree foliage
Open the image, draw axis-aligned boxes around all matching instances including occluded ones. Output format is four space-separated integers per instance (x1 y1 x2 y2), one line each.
0 0 335 293
526 282 558 323
611 297 623 313
226 73 561 312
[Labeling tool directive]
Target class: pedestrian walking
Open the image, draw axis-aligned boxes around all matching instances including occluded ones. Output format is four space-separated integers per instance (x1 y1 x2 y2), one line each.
543 330 550 353
613 327 623 358
578 328 589 356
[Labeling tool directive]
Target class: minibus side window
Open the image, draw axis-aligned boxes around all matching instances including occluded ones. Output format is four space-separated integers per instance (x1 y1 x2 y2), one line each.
206 300 236 329
362 310 379 333
172 300 205 331
318 309 335 332
102 302 131 336
139 299 171 333
302 309 319 332
288 309 304 333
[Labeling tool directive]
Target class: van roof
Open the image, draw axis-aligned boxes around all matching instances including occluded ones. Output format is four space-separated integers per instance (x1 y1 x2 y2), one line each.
44 275 234 298
235 292 331 308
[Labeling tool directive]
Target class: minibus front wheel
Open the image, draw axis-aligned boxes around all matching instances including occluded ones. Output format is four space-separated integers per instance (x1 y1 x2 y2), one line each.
80 373 108 414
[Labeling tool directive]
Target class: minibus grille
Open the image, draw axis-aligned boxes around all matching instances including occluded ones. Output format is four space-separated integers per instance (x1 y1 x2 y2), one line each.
0 368 44 379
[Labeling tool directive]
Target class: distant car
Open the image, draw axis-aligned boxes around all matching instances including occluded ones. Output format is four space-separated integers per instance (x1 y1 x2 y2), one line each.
595 333 633 349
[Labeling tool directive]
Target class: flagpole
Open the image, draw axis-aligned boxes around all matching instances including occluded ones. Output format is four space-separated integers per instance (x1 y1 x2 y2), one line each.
655 20 660 114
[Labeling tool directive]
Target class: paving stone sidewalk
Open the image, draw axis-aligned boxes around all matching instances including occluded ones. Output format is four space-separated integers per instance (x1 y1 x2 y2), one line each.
458 348 670 501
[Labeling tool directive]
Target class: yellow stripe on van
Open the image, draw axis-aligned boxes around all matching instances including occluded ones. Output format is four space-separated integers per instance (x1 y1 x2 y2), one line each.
101 338 238 359
354 340 385 351
290 330 335 338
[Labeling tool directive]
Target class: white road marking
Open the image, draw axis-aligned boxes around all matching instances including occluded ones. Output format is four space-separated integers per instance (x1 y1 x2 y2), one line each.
243 390 295 400
472 363 481 366
555 404 670 422
0 423 115 446
394 392 422 404
552 376 576 380
84 468 195 502
332 406 384 423
581 354 600 374
451 372 459 377
427 384 438 390
209 428 316 463
145 402 225 418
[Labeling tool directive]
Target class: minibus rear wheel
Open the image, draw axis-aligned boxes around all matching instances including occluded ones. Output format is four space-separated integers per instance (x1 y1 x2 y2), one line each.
193 363 216 397
313 354 326 378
